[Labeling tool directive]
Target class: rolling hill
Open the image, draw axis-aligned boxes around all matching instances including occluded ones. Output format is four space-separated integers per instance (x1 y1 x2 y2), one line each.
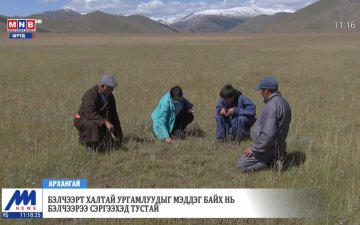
232 0 360 32
29 9 81 21
0 10 176 33
0 16 6 31
38 11 176 33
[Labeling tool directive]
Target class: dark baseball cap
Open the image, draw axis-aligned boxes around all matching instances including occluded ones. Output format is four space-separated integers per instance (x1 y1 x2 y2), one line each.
254 76 278 91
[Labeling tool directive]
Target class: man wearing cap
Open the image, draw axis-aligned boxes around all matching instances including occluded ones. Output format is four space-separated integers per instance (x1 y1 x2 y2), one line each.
215 84 256 142
236 77 291 172
74 74 123 152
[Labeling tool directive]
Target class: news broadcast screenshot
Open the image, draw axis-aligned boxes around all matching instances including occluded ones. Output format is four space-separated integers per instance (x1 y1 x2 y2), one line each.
0 0 358 224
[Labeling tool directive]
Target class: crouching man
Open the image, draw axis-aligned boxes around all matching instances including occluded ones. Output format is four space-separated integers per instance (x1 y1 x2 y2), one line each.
236 77 291 172
215 84 256 142
151 86 194 143
74 74 123 152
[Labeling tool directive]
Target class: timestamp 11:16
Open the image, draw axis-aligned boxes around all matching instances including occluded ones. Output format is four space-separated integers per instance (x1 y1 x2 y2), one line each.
334 21 356 29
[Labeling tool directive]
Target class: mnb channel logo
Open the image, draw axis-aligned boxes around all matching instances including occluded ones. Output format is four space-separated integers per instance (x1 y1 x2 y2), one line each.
7 19 42 40
2 189 43 218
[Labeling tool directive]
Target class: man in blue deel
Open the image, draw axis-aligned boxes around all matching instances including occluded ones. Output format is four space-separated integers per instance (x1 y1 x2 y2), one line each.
215 84 256 142
151 86 194 143
236 77 292 172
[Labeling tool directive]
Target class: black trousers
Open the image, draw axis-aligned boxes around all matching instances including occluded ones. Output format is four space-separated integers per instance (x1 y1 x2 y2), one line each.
172 110 194 133
74 118 122 150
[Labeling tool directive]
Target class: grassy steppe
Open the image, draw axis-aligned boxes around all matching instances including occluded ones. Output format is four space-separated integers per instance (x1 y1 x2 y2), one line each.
0 33 359 225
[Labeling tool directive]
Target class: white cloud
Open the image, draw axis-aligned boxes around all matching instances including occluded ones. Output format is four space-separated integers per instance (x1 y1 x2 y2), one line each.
244 0 317 10
138 0 165 11
63 0 319 17
133 1 212 16
63 0 136 14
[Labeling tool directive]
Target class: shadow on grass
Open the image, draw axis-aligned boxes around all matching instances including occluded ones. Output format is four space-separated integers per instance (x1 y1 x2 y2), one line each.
282 151 306 171
123 134 154 144
185 126 206 138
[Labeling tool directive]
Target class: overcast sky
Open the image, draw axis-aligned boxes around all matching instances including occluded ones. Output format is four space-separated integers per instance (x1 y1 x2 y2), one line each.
0 0 318 18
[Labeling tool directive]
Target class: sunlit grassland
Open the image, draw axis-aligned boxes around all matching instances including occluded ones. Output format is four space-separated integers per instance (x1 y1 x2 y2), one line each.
0 33 359 225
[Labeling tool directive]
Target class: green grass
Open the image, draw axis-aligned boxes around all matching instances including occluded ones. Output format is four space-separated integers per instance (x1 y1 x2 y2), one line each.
0 33 359 225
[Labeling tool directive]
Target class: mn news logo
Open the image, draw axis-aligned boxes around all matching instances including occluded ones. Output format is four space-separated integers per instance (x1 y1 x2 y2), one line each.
7 19 42 39
2 189 43 218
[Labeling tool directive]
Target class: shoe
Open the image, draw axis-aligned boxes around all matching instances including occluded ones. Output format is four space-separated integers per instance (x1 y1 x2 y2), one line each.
85 143 97 154
172 129 185 139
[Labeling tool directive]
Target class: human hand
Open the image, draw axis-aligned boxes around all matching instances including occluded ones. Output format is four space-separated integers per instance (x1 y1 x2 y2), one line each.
220 108 227 115
244 147 253 158
225 108 235 117
104 120 114 132
165 137 173 143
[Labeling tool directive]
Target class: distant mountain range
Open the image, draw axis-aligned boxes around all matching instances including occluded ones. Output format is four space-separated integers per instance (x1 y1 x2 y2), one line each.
1 9 176 33
158 7 291 33
39 10 176 33
231 0 360 32
1 0 359 33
